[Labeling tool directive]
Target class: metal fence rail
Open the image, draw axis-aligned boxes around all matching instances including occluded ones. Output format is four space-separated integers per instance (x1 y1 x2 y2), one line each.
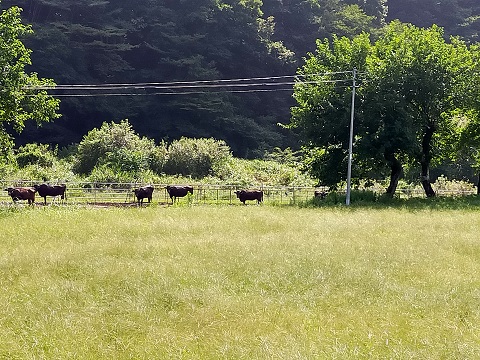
0 181 327 205
0 180 476 206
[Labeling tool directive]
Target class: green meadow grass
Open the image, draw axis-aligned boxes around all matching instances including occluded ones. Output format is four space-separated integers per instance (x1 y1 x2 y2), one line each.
0 204 479 359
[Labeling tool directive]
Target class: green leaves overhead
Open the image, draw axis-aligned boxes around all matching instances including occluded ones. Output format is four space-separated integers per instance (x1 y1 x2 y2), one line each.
0 4 60 153
290 22 480 194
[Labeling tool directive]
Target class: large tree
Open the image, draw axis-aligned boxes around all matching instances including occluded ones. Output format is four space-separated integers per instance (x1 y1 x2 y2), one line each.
289 22 480 196
0 3 60 155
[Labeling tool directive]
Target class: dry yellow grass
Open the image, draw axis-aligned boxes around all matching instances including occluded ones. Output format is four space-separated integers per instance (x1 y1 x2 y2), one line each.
0 205 479 358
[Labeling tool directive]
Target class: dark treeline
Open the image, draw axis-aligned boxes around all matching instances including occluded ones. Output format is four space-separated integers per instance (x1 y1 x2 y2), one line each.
1 0 478 158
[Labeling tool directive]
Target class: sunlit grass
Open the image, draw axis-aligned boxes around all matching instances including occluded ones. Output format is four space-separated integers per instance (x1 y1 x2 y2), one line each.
0 205 479 358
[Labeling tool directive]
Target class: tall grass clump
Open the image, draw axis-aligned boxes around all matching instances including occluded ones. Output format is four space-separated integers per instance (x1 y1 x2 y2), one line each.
0 205 479 358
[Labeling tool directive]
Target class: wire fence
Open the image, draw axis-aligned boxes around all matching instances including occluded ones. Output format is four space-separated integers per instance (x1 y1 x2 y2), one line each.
0 181 329 206
0 180 476 206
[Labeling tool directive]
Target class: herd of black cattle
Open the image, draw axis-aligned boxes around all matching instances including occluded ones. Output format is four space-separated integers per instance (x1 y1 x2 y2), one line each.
3 184 267 206
4 184 67 205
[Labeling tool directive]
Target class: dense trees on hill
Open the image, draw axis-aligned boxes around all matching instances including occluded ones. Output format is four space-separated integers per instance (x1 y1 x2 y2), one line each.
0 0 391 158
1 0 480 191
387 0 480 42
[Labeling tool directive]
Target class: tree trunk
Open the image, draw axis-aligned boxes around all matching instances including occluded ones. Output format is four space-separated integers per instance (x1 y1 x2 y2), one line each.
420 123 436 197
477 172 480 195
384 151 402 197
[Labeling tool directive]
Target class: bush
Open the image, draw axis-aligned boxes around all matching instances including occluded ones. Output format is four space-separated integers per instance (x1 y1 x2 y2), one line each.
15 143 57 168
163 137 233 178
147 141 168 174
4 143 76 182
86 164 136 185
305 189 378 206
211 157 316 186
73 119 166 175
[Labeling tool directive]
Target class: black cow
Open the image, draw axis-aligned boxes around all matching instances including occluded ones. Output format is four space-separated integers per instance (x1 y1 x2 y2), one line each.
166 185 193 203
4 187 37 205
133 185 154 204
314 189 328 199
235 190 263 204
33 184 67 205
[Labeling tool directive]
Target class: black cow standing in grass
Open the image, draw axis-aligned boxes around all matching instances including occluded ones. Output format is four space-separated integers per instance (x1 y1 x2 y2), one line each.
314 189 328 199
133 185 154 204
166 185 193 203
4 187 37 205
235 190 263 204
33 184 67 205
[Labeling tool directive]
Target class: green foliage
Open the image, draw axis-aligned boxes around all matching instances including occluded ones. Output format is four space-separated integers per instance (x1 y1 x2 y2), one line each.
72 122 309 185
306 189 377 206
15 143 56 168
0 142 75 182
164 137 233 179
0 4 60 149
263 147 301 165
2 118 314 186
212 157 316 187
387 0 480 43
147 142 168 175
86 164 137 185
291 22 480 194
73 119 165 175
331 4 376 38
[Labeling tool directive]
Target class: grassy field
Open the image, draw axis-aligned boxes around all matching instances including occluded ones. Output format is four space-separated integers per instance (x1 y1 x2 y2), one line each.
0 204 479 359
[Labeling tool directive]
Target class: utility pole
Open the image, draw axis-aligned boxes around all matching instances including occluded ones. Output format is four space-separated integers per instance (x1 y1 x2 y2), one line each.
346 68 356 206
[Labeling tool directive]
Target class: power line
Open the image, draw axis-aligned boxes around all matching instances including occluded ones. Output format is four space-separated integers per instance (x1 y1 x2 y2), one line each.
49 88 298 97
24 72 356 97
35 79 350 92
26 70 355 90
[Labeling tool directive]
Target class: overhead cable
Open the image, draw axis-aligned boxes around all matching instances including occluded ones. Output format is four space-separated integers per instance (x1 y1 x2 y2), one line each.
26 70 355 90
24 70 358 97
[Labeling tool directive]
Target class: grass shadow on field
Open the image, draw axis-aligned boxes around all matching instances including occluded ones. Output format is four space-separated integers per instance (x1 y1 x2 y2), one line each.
301 190 480 211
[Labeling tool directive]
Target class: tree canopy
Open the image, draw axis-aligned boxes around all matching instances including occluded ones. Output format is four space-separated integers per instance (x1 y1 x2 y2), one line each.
0 3 60 155
289 22 480 195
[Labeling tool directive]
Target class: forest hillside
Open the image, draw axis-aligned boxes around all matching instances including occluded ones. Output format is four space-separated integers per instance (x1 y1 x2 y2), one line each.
1 0 479 158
